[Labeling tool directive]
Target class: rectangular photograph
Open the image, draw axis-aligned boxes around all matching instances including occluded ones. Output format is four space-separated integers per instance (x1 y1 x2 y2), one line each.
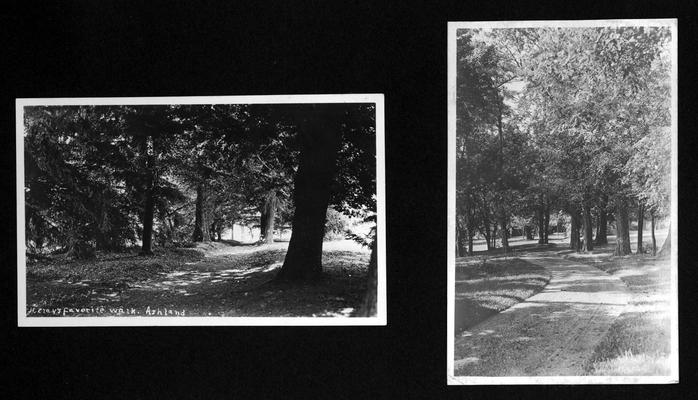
17 94 386 326
447 20 677 384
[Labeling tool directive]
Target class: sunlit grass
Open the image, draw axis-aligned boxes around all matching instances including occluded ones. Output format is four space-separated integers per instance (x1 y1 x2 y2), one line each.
589 350 671 376
567 249 673 376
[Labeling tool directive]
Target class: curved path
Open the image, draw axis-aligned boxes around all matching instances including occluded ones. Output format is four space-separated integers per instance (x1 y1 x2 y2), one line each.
454 251 630 376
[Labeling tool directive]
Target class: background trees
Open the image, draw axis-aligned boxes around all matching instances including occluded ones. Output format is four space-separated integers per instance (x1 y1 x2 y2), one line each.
456 26 672 256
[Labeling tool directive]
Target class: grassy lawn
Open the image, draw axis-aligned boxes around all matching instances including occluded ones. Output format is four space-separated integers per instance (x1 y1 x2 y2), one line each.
564 245 673 376
26 241 371 317
454 257 551 333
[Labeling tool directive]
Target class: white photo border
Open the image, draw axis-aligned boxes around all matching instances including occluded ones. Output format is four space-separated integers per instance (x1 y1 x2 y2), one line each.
16 93 387 327
446 19 678 385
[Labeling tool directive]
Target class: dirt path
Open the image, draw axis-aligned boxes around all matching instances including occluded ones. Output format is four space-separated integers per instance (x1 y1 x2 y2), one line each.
454 251 630 376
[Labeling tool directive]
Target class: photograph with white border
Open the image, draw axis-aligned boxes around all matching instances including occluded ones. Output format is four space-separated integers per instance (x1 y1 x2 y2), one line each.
17 94 386 327
447 20 677 384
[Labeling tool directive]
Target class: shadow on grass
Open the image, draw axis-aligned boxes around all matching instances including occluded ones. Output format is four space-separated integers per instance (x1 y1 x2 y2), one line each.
26 247 371 318
454 258 551 333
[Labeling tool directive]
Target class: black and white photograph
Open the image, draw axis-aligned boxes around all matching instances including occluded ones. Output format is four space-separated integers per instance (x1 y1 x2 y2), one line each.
17 94 386 326
447 20 678 384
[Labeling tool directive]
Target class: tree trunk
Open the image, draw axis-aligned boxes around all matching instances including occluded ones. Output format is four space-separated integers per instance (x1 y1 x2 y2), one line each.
537 208 545 244
466 209 475 256
192 182 210 242
543 206 550 244
595 208 608 245
651 212 657 256
482 224 492 251
524 224 534 240
581 205 592 252
138 133 156 256
658 222 671 257
357 237 378 317
456 219 466 257
276 105 344 280
467 233 474 256
613 199 631 256
491 223 498 249
140 179 155 256
499 216 509 253
637 203 645 254
569 209 581 252
260 190 278 244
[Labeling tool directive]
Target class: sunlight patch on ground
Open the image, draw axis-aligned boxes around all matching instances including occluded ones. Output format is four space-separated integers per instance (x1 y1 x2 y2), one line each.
313 307 355 317
454 357 480 368
588 350 671 376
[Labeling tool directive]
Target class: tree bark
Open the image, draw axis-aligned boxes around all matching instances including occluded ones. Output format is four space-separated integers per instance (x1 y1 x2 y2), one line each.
192 182 210 242
658 222 671 257
537 208 545 244
581 203 594 252
260 190 278 244
456 218 466 257
595 208 608 245
499 216 509 253
543 205 550 244
569 209 581 252
651 212 657 256
138 133 156 256
613 199 632 256
467 233 474 256
140 177 155 256
357 237 378 317
276 105 344 280
637 203 645 254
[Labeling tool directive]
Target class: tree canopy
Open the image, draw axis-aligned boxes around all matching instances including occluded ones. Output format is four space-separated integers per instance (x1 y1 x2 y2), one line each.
456 26 672 256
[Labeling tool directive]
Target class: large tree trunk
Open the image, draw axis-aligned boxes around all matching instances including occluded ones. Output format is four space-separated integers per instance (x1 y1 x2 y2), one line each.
595 208 608 245
260 190 278 244
138 133 156 256
637 203 645 254
658 222 671 257
651 212 657 256
192 182 210 242
569 209 581 252
581 203 594 252
613 199 632 256
356 237 378 317
276 105 343 281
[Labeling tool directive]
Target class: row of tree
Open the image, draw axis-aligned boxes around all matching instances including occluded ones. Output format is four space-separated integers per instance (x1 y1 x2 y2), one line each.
456 26 672 257
24 103 377 281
